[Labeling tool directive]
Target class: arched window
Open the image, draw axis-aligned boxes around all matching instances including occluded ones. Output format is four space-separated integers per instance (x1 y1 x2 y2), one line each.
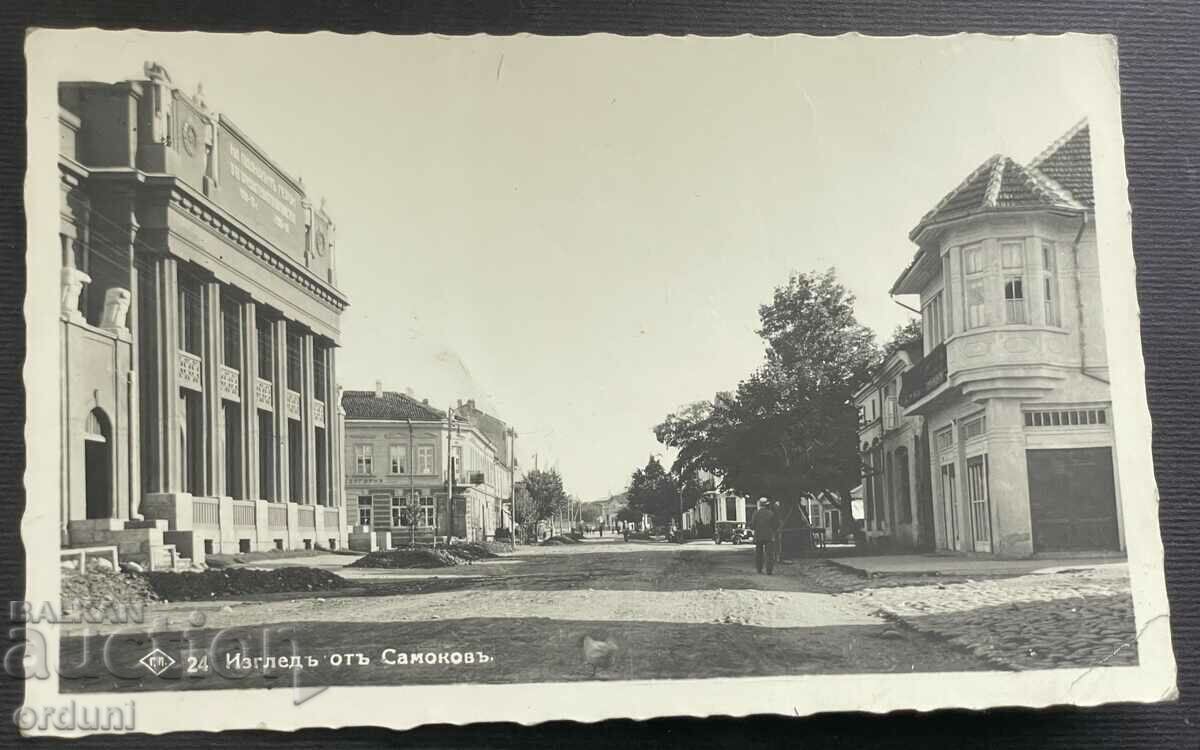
84 408 112 519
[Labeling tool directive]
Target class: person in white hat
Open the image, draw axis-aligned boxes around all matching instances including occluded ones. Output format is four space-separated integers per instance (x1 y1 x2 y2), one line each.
750 497 780 574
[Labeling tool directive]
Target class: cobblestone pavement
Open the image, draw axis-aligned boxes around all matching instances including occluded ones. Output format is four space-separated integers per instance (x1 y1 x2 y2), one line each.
808 561 1138 671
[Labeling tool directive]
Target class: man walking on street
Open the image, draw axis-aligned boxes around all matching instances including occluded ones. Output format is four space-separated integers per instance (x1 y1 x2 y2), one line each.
750 497 780 575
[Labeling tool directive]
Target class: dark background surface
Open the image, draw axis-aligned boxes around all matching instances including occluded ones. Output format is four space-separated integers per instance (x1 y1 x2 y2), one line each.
0 2 1196 747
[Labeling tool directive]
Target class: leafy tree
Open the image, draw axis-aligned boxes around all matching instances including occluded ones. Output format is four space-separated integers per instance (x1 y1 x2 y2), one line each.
881 318 923 361
522 468 567 530
654 269 878 538
626 456 683 526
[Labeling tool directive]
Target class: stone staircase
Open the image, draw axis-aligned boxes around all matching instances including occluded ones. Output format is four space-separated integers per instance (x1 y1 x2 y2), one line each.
66 518 196 572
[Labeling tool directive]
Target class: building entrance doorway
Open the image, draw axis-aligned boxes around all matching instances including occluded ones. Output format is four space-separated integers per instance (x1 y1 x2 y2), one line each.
940 462 958 551
965 455 992 553
83 408 112 519
1027 447 1120 552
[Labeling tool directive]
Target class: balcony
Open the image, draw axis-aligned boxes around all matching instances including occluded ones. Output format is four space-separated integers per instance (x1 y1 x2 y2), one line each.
286 390 302 420
255 378 274 411
178 350 203 392
899 342 947 409
219 365 240 402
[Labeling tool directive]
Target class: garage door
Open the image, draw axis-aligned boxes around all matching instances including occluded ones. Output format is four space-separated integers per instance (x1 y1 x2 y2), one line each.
1026 447 1119 552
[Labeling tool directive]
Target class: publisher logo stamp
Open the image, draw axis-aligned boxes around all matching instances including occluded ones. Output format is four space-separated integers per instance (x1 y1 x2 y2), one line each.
138 649 176 676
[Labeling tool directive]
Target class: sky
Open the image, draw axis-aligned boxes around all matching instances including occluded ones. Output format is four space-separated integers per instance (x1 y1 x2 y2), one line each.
41 31 1111 501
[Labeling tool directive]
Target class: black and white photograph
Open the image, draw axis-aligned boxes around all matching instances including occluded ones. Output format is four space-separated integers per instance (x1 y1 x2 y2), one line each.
20 28 1176 735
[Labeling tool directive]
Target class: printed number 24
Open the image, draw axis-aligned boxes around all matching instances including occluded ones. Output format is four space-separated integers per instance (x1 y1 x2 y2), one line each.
187 655 210 674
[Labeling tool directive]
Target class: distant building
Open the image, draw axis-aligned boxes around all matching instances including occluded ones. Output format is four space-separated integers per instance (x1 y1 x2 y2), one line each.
890 120 1121 557
342 385 512 546
453 398 517 532
853 344 936 551
58 63 349 567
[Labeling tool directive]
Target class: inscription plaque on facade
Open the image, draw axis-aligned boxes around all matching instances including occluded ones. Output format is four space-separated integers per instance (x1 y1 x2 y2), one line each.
215 117 305 261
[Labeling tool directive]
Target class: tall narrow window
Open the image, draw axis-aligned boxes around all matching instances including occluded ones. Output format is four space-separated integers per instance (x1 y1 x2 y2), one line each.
1004 277 1026 323
256 317 273 380
286 328 303 391
313 345 327 399
941 253 954 335
416 446 435 475
1001 241 1026 324
178 277 203 354
923 291 945 347
389 445 407 474
1042 240 1060 326
258 410 275 501
220 300 239 371
963 244 988 329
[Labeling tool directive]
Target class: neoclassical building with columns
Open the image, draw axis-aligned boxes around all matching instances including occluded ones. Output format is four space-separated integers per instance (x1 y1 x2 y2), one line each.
58 63 349 567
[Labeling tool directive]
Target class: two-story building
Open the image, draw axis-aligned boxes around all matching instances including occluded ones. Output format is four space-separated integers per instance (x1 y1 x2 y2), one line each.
58 63 349 568
890 120 1120 558
342 385 511 547
853 343 937 551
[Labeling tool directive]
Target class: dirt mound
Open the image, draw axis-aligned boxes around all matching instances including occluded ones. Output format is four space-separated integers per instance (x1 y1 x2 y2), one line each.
206 549 336 569
61 561 158 613
451 542 504 560
349 548 463 569
351 543 505 568
541 535 581 546
143 567 350 601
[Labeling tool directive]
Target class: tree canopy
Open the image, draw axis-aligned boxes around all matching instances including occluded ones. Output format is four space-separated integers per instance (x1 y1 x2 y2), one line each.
654 268 881 527
521 468 568 525
626 456 687 526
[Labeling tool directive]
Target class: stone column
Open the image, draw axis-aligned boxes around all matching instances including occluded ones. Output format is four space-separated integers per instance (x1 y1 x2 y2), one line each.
272 318 291 504
159 257 183 493
241 300 261 501
330 350 344 511
984 398 1034 557
301 333 317 505
203 281 223 498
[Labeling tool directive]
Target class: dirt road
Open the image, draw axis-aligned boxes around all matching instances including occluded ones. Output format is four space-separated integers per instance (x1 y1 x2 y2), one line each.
61 538 988 692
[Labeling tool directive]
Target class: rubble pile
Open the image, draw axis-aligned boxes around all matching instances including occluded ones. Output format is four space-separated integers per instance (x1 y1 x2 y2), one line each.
60 560 159 613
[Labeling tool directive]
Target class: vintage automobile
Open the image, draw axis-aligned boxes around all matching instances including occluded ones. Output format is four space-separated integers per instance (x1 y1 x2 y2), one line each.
714 521 753 544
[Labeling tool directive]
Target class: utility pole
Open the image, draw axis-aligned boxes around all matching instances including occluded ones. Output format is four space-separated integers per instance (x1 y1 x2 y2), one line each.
441 403 453 549
406 418 416 547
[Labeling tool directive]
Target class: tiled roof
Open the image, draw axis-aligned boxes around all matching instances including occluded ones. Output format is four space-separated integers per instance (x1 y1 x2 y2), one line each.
908 119 1092 241
342 390 446 421
1029 119 1093 208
